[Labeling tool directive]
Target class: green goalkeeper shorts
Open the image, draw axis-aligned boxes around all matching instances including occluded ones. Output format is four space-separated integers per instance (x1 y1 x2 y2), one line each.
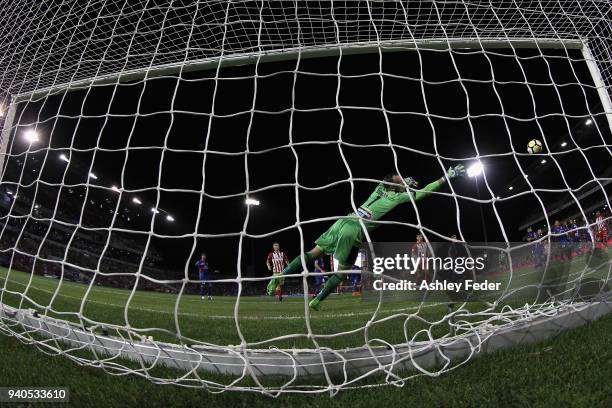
315 217 363 266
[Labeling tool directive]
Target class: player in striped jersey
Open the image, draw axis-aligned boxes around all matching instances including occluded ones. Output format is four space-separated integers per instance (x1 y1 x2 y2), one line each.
411 233 429 283
266 242 289 301
595 211 608 245
266 164 466 311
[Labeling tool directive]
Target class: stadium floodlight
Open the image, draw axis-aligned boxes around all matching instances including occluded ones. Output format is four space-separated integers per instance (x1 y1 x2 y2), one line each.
111 185 120 192
541 159 547 164
6 190 13 196
59 153 69 163
151 208 159 214
245 197 260 206
0 0 610 398
585 119 593 125
89 172 98 180
23 129 39 144
467 162 484 178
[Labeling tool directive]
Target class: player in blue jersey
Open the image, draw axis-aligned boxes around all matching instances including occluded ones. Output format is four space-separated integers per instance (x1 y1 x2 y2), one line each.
350 268 360 293
195 253 212 300
313 257 326 295
526 227 538 242
568 219 581 243
526 227 537 265
527 227 545 267
566 219 580 257
551 220 571 260
535 228 546 265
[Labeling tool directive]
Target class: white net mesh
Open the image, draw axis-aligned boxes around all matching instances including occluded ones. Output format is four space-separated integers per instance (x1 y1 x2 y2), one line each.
0 0 611 395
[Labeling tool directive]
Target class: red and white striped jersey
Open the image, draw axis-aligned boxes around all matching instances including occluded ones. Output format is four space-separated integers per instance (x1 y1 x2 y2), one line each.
411 242 427 258
596 215 608 232
267 250 288 273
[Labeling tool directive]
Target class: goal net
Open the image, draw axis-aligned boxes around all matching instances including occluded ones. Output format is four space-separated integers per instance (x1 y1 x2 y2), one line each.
0 0 610 395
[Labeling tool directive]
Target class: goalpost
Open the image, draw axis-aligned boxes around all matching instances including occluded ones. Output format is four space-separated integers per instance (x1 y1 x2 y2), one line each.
0 0 611 395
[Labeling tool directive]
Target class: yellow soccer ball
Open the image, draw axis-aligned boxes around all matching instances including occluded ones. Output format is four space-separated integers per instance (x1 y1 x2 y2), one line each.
527 139 542 154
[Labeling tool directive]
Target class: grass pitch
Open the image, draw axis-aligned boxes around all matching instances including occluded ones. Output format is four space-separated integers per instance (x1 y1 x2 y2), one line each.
0 267 464 350
0 250 609 352
1 250 608 350
0 255 610 406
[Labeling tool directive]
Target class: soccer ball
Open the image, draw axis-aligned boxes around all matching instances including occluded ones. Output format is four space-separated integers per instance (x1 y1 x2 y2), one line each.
527 139 542 154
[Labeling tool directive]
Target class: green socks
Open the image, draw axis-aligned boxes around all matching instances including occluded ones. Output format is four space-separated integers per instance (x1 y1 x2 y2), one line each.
269 252 343 305
283 253 344 302
315 274 343 302
282 252 315 276
268 252 316 296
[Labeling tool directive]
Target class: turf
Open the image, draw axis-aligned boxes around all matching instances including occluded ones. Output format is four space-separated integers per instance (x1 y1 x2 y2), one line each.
0 267 473 349
0 254 610 406
0 309 610 407
1 251 608 351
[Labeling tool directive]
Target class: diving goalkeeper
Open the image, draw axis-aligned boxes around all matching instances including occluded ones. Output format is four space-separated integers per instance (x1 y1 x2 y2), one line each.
266 165 466 311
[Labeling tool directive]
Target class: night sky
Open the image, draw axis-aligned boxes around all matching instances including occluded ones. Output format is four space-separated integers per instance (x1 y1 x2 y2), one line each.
1 47 610 278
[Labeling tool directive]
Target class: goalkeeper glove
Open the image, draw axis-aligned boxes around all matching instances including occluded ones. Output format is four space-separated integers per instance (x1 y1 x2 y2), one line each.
446 164 466 179
403 177 419 188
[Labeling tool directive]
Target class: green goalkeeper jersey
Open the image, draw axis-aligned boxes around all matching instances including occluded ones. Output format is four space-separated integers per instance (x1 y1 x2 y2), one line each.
312 178 444 263
354 179 443 224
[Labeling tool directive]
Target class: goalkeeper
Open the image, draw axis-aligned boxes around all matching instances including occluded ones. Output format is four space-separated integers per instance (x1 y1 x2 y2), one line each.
267 165 466 311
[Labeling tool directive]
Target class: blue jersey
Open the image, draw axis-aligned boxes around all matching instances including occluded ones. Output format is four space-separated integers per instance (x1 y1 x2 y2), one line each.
528 231 543 255
551 225 568 243
568 223 580 242
195 260 209 279
314 257 325 284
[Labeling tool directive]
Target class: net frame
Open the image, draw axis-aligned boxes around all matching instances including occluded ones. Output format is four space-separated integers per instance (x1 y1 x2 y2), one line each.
0 0 610 395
